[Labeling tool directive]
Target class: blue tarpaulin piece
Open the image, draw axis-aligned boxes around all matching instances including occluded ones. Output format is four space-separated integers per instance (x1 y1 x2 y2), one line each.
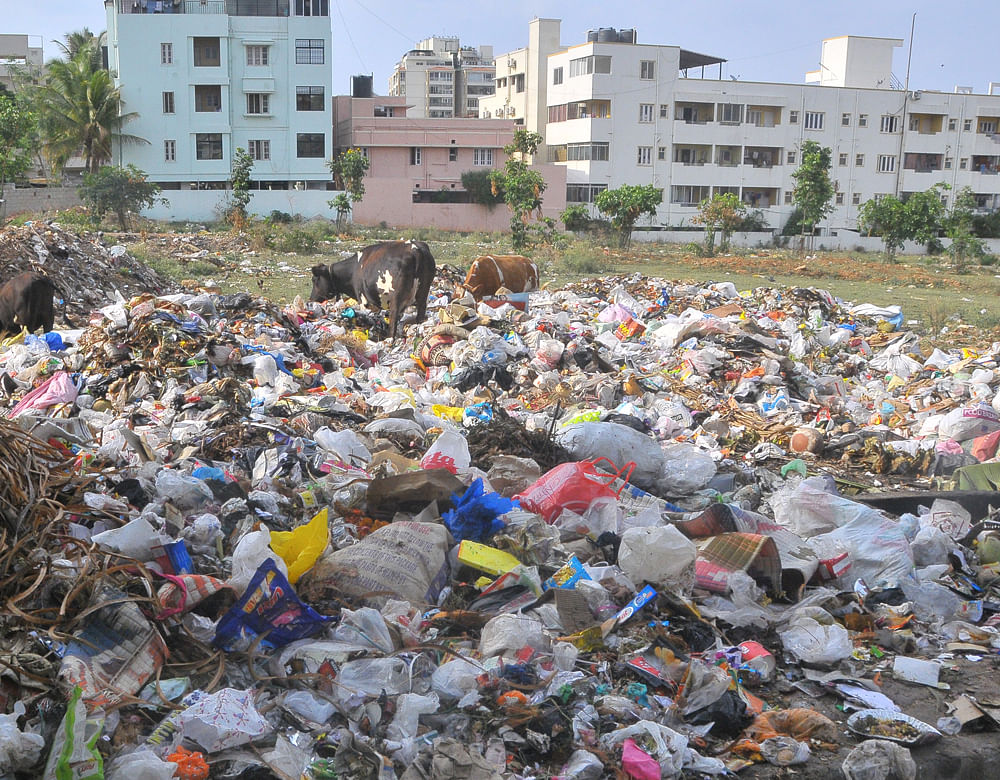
442 478 515 543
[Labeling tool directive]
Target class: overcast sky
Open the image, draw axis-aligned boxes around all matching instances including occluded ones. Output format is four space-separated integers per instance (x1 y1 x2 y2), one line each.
6 0 999 95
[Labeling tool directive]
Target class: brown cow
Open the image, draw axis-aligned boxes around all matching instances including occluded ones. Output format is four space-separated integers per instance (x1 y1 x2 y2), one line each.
0 272 70 335
462 255 539 300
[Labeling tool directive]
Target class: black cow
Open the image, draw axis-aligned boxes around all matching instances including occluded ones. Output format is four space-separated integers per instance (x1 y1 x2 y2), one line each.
0 272 70 335
310 240 435 341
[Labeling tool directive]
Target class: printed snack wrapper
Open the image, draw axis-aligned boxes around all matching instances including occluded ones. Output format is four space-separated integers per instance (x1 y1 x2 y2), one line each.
176 688 271 753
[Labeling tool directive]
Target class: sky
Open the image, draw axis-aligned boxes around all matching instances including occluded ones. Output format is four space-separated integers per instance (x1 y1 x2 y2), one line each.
5 0 999 95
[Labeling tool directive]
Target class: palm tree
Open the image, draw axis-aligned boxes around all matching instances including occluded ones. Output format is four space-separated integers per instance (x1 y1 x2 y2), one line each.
54 29 107 72
36 35 145 174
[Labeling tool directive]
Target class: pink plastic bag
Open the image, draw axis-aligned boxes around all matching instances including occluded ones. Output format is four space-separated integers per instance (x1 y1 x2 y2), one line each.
516 457 634 523
622 738 660 780
7 371 78 418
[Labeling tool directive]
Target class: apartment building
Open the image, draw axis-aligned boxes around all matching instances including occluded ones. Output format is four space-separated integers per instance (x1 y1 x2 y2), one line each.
332 94 566 230
388 36 495 119
0 34 43 91
488 20 1000 232
104 0 333 215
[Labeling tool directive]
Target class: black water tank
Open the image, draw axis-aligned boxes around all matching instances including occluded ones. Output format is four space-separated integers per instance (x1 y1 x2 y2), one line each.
587 29 599 43
597 27 616 42
351 74 373 98
618 28 636 44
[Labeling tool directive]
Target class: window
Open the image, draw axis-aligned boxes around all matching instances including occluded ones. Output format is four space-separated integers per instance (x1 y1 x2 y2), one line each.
789 110 799 124
566 183 607 203
295 0 329 15
513 74 525 93
448 147 457 162
295 39 324 65
660 104 669 118
877 154 896 172
945 157 953 169
880 114 899 133
162 91 174 114
638 103 654 123
410 147 422 165
859 113 868 127
784 191 793 205
657 146 667 160
246 45 269 66
569 55 612 77
164 139 175 162
842 112 851 126
566 142 609 161
193 37 220 67
964 119 972 131
246 93 270 114
852 192 862 205
787 150 797 164
295 86 324 111
838 153 848 166
160 42 172 65
719 103 743 125
637 146 652 166
552 66 563 85
247 140 270 160
296 133 324 158
960 157 968 169
804 111 824 130
908 116 920 131
981 119 998 134
473 148 493 166
855 153 865 167
195 85 222 112
195 133 222 160
835 192 844 205
948 118 957 131
640 60 655 80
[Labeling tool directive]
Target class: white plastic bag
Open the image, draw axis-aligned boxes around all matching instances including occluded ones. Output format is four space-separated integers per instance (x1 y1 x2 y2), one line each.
106 749 177 780
420 429 471 472
479 613 550 657
772 476 877 539
657 443 717 494
841 739 916 780
808 509 914 588
431 657 483 700
557 422 664 490
313 427 371 466
176 688 271 753
228 527 288 594
937 403 1000 442
618 525 697 593
0 701 44 773
282 690 336 725
779 615 852 665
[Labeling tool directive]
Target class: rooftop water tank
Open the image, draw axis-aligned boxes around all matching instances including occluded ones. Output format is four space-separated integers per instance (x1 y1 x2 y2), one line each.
597 27 617 42
618 28 636 44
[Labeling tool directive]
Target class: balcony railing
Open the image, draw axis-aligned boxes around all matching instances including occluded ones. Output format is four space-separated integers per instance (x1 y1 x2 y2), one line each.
116 0 290 15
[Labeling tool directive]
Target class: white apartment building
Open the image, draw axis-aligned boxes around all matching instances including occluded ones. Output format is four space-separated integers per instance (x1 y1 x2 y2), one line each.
0 34 43 91
388 36 495 119
104 0 333 200
489 20 1000 232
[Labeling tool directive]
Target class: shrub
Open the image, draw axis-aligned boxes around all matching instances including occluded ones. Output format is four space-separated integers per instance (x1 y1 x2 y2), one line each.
560 204 590 232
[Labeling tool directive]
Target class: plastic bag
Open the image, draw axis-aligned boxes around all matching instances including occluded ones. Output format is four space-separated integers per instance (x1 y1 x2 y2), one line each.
176 688 270 753
761 737 811 766
442 478 514 543
42 685 104 780
841 739 916 780
0 701 44 773
807 508 914 588
282 691 336 725
420 429 470 473
517 458 634 524
213 560 329 651
106 749 176 780
779 615 852 665
771 476 875 538
313 427 371 466
937 403 1000 442
332 607 396 653
228 527 288 594
8 370 78 418
431 657 483 700
617 524 697 593
557 423 663 490
154 470 214 513
480 613 550 657
622 738 660 780
657 443 717 494
91 516 161 561
269 508 330 585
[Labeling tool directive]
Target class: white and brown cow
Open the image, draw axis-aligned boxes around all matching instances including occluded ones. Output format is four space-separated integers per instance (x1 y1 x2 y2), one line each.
462 254 539 301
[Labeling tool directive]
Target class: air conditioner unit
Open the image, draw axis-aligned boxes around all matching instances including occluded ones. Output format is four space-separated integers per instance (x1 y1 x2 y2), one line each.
507 59 516 69
911 90 922 100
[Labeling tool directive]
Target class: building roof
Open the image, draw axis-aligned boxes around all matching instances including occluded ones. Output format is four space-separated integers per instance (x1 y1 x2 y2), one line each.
679 48 727 70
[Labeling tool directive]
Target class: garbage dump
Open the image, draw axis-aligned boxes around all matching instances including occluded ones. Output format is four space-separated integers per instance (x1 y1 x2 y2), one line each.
0 224 998 779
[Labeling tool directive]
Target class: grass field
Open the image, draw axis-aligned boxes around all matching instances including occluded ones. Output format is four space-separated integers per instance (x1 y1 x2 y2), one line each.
119 220 1000 336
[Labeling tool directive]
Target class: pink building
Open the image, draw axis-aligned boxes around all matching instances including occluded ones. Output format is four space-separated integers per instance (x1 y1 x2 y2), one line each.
332 95 566 232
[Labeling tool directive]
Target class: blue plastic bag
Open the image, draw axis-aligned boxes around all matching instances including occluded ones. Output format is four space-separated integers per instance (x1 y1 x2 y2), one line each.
442 478 515 543
213 559 330 651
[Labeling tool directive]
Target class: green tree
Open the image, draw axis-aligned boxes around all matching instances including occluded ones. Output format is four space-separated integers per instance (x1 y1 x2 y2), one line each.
904 184 948 249
791 140 834 249
489 129 546 250
0 94 36 222
946 187 986 270
560 204 590 232
692 192 747 256
79 164 165 231
594 184 663 249
228 147 254 229
55 29 106 72
460 169 502 209
36 44 143 174
858 195 910 263
327 147 370 229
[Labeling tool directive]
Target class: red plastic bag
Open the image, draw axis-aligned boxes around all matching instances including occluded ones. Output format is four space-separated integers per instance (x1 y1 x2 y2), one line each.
516 457 634 523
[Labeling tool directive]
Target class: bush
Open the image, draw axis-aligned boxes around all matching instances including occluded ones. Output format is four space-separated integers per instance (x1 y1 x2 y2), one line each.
266 210 294 224
460 169 502 209
781 207 805 236
739 208 768 232
557 248 614 275
560 204 590 232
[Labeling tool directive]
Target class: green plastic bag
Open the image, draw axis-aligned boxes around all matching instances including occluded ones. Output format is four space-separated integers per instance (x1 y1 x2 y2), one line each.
43 685 104 780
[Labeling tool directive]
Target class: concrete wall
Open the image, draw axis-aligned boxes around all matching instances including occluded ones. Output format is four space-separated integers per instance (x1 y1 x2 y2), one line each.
142 188 334 222
3 187 83 216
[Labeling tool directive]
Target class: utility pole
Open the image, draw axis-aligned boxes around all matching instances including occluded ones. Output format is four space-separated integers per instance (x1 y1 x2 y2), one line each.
894 12 916 198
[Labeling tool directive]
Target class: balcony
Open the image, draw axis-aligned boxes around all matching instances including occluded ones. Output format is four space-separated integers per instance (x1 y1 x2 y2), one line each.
674 145 711 166
715 145 740 167
742 187 779 208
675 102 714 124
743 147 781 168
746 105 782 128
907 113 944 135
903 152 943 172
115 0 290 15
972 156 1000 175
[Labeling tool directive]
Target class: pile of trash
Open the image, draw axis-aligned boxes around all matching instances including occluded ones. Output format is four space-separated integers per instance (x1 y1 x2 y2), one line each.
0 237 999 779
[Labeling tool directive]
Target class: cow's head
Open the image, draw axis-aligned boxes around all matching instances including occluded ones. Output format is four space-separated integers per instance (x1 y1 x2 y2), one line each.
309 264 334 302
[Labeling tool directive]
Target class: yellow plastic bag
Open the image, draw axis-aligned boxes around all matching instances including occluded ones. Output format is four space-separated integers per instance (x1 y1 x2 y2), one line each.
270 508 330 584
432 404 465 422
